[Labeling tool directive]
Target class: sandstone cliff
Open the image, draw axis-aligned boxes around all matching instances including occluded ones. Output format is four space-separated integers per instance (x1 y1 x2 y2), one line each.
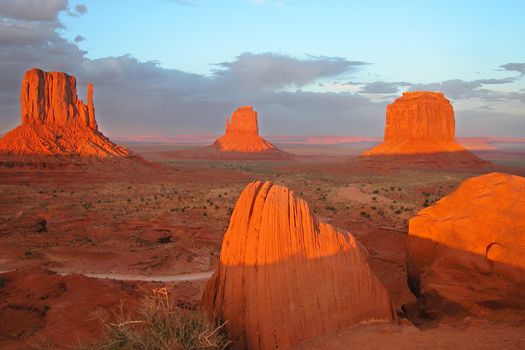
361 91 487 167
212 106 275 153
0 68 130 157
407 172 525 318
203 181 395 350
363 92 467 154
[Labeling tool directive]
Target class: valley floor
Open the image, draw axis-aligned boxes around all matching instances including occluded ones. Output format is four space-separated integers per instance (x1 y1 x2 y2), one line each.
1 142 524 349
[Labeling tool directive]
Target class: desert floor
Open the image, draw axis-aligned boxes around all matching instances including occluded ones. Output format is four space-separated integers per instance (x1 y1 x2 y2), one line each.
1 142 524 349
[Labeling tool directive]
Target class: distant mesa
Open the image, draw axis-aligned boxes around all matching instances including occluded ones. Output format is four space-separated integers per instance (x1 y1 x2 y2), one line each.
361 91 487 166
407 172 525 318
212 106 277 153
202 181 396 350
0 68 131 158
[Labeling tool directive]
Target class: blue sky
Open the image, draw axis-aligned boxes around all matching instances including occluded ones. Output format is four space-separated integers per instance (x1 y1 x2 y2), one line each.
0 0 524 136
60 0 524 83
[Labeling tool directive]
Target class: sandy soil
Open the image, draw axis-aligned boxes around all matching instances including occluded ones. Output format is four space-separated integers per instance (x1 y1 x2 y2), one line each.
1 142 524 349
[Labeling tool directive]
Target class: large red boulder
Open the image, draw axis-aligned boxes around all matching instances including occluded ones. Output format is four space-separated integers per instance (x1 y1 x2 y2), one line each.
203 181 396 349
407 172 525 318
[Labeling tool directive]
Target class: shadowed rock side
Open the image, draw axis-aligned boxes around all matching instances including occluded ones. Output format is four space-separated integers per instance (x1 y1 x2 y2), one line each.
202 181 396 350
212 106 276 153
407 172 525 318
0 68 130 157
361 91 487 167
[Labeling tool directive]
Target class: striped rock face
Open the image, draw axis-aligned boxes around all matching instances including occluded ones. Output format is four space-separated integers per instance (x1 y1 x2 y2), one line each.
364 91 467 155
203 181 396 350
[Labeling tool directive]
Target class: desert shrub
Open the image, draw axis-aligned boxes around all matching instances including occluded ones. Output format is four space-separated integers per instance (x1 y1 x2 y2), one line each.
360 211 371 218
325 206 337 212
83 288 229 350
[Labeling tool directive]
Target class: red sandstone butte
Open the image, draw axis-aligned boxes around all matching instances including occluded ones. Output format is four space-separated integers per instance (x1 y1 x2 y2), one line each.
364 91 472 155
407 172 525 318
212 106 275 152
0 68 130 157
202 181 396 350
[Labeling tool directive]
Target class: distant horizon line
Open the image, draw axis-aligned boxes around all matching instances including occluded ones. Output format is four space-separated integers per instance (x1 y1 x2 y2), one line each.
108 134 525 144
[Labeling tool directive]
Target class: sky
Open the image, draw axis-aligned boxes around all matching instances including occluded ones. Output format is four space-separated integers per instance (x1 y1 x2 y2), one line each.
0 0 524 137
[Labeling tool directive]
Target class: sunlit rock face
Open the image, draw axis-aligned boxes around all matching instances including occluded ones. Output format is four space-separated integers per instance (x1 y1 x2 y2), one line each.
407 172 525 318
385 91 454 142
212 106 275 153
361 91 489 167
20 68 97 129
203 181 396 350
364 91 468 155
0 68 130 157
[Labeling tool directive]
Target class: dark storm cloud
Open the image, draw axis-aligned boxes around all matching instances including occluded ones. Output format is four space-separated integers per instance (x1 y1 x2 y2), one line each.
74 4 87 14
358 81 412 94
408 77 518 100
456 110 525 137
0 0 523 137
72 54 378 135
74 34 85 43
352 77 518 99
211 52 369 93
0 0 67 21
500 63 525 75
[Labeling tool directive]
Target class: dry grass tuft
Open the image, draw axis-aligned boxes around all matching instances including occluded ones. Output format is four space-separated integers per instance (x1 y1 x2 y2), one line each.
81 287 229 350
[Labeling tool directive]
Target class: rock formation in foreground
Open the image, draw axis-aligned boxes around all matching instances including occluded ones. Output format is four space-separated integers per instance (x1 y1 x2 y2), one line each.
361 91 486 165
407 172 525 318
0 68 130 157
212 106 276 153
202 181 395 350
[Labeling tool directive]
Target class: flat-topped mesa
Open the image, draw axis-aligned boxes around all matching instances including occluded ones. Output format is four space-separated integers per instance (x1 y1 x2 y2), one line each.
363 91 471 156
21 68 98 129
0 68 130 157
384 91 454 142
212 106 275 153
202 181 395 350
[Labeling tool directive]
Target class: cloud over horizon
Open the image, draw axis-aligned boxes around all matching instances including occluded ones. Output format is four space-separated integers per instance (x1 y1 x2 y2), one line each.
0 0 523 137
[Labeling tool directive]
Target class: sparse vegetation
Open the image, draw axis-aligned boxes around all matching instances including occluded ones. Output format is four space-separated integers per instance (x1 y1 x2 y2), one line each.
360 211 371 219
81 288 229 350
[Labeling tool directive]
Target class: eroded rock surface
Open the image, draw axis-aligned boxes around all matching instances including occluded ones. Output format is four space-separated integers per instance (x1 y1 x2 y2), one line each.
212 106 275 153
407 172 525 318
361 91 487 167
203 181 395 350
0 68 130 157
